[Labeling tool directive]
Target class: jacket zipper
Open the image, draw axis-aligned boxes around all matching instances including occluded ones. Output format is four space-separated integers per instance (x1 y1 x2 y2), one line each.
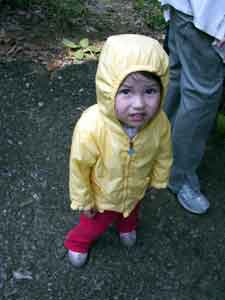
128 140 135 156
124 137 136 211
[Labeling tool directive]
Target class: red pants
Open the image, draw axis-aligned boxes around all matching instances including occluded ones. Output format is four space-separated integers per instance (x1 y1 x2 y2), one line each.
64 203 140 253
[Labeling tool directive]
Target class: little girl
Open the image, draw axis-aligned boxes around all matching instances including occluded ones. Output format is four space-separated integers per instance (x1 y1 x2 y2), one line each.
64 34 172 267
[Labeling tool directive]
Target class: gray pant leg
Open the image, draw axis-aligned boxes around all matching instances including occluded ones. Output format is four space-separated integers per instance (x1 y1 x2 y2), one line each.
163 15 181 124
165 9 225 192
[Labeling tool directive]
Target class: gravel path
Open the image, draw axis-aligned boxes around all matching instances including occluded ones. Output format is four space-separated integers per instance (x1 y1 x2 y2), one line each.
1 60 225 300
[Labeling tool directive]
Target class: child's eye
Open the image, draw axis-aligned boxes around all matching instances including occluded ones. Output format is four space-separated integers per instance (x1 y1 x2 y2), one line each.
145 88 158 95
119 88 130 95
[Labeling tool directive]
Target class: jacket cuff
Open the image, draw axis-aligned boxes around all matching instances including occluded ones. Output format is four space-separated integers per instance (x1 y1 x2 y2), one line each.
71 201 94 211
150 181 168 189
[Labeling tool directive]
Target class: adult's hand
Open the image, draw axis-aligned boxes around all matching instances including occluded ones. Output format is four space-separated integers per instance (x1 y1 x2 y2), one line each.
214 38 225 62
83 208 97 218
216 37 225 48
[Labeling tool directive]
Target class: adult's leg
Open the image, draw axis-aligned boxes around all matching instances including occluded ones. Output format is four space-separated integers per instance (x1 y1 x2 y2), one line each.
167 9 225 193
163 13 181 125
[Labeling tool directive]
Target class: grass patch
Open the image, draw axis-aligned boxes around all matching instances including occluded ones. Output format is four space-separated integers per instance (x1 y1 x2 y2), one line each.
134 0 166 30
3 0 86 24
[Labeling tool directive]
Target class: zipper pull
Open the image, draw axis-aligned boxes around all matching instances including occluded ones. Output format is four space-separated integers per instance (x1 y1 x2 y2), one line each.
128 140 135 156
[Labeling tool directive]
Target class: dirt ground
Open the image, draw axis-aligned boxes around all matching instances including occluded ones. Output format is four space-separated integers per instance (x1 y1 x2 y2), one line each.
1 2 225 300
0 0 162 66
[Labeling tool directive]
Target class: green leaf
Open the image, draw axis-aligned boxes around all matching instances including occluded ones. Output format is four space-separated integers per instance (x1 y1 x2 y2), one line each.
88 45 101 53
82 47 91 53
84 53 95 59
216 113 225 135
74 49 84 60
79 38 89 48
62 38 79 49
135 0 145 8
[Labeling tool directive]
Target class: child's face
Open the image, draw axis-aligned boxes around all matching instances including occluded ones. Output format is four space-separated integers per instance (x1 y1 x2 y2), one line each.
115 72 161 129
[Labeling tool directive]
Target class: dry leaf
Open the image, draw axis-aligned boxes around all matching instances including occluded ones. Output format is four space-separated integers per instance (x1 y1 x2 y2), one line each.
13 270 33 280
47 60 63 72
7 44 17 55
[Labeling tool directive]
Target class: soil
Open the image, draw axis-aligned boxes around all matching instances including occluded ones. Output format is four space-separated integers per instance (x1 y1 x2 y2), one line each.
0 0 164 66
1 1 225 300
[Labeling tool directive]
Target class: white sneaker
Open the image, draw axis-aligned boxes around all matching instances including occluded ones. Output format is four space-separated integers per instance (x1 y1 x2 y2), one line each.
68 250 88 267
119 230 136 247
177 184 210 214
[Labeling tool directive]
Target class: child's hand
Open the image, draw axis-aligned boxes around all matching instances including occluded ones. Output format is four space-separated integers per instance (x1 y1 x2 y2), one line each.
83 208 97 218
149 187 160 199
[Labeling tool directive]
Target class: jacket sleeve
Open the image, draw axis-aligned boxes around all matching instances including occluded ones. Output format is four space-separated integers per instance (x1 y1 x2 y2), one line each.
150 115 173 189
69 120 99 211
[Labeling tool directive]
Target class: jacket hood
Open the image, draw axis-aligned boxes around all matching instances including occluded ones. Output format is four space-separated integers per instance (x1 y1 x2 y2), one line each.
95 34 169 122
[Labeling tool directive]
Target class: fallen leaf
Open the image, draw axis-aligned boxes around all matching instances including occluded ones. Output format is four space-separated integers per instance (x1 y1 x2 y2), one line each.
13 270 33 280
62 38 79 49
47 60 63 72
7 44 17 55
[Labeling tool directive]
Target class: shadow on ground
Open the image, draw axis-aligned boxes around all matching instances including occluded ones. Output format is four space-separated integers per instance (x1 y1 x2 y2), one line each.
1 60 225 300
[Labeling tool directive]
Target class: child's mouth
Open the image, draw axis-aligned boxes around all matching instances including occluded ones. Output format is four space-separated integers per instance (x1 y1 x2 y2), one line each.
129 113 146 122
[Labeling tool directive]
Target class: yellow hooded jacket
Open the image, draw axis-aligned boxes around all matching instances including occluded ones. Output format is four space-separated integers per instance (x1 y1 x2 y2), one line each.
69 34 172 217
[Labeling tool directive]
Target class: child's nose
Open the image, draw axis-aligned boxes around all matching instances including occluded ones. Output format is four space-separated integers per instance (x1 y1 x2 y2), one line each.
132 95 145 108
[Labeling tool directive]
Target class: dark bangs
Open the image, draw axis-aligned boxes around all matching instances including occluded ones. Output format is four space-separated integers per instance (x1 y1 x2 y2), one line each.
139 71 162 90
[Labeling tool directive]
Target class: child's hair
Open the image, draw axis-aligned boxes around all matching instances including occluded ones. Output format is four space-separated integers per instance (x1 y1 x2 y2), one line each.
138 71 162 90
